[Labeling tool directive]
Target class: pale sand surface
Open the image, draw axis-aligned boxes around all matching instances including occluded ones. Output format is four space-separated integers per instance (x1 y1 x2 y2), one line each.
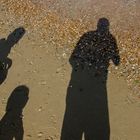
0 0 140 139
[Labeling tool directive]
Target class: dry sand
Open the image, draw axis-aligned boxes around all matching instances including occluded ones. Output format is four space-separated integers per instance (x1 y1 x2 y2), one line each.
0 0 140 139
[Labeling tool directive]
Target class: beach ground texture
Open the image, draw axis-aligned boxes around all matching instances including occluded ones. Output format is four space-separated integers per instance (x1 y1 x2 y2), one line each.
0 0 140 139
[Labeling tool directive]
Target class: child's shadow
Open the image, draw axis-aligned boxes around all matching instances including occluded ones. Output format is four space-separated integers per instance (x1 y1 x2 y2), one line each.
0 85 29 140
0 27 25 84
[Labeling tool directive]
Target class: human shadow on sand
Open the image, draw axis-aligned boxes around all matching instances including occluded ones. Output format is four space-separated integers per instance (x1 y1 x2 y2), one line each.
0 27 25 84
0 85 29 140
61 18 120 140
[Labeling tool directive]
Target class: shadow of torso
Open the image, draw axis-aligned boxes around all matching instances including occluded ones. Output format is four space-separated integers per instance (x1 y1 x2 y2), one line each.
0 38 12 84
61 31 120 140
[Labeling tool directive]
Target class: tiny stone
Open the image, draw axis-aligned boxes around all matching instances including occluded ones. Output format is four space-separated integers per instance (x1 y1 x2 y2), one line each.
115 66 118 70
37 132 43 137
29 61 33 65
40 81 47 85
38 106 42 112
27 134 32 137
56 68 61 73
62 53 67 58
1 98 6 104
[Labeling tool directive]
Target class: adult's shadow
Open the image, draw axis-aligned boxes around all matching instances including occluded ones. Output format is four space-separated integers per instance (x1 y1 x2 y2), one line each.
0 85 29 140
0 27 25 84
61 18 120 140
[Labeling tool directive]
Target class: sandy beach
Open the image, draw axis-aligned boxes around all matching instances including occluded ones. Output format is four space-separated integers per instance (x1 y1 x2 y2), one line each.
0 0 140 139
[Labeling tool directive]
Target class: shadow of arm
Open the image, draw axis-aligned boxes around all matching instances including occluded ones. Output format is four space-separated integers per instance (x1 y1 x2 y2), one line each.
110 37 120 66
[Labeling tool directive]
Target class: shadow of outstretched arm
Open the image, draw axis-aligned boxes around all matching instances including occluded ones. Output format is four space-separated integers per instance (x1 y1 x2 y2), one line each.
0 27 25 85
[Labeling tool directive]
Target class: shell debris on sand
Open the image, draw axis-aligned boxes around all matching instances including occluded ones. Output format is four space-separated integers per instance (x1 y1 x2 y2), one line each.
1 0 140 97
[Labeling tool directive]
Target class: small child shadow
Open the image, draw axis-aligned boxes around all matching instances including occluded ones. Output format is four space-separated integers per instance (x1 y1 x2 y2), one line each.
0 85 29 140
0 27 25 84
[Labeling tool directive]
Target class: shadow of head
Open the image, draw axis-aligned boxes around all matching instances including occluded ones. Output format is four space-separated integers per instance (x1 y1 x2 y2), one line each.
6 85 29 112
97 18 110 34
7 27 26 45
